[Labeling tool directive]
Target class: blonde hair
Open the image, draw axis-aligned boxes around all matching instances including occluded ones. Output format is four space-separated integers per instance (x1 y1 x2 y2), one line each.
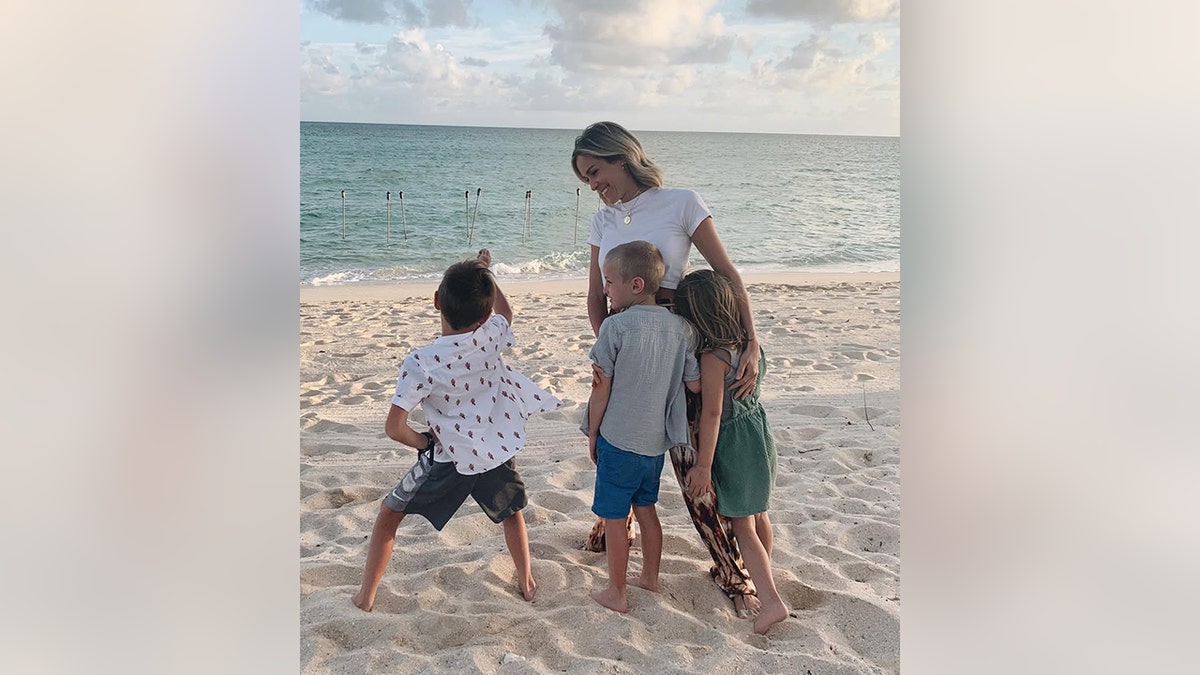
604 241 664 295
674 269 746 352
571 121 665 189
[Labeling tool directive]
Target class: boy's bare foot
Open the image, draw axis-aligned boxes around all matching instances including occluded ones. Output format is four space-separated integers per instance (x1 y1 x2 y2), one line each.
352 590 374 612
628 574 659 592
592 586 628 613
752 598 789 634
733 593 761 619
518 575 538 601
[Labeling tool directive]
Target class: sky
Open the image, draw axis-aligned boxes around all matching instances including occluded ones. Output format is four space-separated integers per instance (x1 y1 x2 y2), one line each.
300 0 900 136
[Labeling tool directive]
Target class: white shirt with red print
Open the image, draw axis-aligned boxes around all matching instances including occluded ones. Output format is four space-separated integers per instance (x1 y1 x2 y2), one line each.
391 314 561 475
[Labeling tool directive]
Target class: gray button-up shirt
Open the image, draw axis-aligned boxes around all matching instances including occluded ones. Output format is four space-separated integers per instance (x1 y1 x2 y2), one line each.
589 305 700 456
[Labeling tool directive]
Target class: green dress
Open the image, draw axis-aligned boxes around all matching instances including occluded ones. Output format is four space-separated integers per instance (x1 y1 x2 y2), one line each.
710 347 777 518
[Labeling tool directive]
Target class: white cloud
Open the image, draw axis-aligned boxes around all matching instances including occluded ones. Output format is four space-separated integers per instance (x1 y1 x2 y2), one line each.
746 0 900 24
425 0 473 27
760 28 895 96
308 0 392 23
374 29 474 93
300 46 351 96
657 67 695 96
307 0 476 27
299 2 900 134
544 0 735 73
300 29 489 120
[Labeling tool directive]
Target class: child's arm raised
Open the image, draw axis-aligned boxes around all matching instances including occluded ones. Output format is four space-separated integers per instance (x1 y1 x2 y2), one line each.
478 248 513 326
686 351 728 498
384 404 434 451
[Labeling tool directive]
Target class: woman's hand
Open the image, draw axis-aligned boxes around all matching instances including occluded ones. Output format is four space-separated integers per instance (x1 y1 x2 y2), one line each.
685 464 713 499
730 336 760 399
477 248 491 266
589 436 598 465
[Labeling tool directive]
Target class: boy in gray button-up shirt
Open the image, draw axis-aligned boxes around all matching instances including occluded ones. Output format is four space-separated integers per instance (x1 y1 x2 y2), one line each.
587 241 700 614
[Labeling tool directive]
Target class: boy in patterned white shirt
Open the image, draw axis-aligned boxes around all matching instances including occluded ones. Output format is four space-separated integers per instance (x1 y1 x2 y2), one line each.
353 249 561 611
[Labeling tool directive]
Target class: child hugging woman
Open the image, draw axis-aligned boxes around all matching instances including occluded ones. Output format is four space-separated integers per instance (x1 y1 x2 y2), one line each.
674 269 790 634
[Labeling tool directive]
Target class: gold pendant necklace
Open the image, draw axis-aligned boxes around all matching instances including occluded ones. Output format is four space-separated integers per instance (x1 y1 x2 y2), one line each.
615 189 644 225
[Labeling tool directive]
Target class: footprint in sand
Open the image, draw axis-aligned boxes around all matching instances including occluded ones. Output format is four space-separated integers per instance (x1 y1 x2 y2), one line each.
301 486 378 511
302 418 359 433
840 559 894 585
301 442 361 457
844 521 900 555
534 490 589 515
824 593 900 669
789 404 837 417
299 562 365 593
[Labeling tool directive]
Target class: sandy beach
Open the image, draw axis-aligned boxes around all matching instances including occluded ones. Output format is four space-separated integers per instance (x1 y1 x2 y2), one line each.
300 272 900 673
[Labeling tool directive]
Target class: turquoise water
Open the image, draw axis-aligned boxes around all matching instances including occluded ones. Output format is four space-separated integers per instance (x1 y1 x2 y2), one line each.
300 122 899 285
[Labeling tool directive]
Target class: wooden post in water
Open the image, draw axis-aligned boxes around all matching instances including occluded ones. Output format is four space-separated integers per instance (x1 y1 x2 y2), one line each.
465 190 470 239
386 191 391 245
341 190 346 240
574 187 581 245
399 190 407 241
469 188 481 245
523 190 532 244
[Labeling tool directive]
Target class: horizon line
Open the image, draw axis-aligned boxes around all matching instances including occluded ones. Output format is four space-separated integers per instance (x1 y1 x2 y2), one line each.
299 119 899 139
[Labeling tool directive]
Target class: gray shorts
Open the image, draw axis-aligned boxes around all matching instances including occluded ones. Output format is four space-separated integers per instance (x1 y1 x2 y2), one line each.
383 452 526 531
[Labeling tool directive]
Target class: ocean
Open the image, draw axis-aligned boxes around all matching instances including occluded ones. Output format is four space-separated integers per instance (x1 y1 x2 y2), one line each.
300 122 898 285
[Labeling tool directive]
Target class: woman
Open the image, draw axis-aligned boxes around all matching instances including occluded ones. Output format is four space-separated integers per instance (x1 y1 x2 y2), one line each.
572 121 764 616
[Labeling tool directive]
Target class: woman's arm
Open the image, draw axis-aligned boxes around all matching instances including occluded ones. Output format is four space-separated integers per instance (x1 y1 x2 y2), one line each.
690 217 760 398
685 351 727 498
587 245 607 337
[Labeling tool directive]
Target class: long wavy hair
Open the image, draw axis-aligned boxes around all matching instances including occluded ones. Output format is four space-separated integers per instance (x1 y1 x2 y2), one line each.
674 269 746 353
571 121 665 190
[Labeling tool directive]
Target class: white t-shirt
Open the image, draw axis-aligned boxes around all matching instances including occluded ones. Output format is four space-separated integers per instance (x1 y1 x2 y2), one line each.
391 315 561 475
587 187 712 290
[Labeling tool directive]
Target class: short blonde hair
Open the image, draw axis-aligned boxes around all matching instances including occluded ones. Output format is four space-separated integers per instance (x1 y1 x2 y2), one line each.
604 241 664 295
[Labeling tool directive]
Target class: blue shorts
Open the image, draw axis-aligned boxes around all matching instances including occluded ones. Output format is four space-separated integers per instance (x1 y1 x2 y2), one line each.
591 435 665 519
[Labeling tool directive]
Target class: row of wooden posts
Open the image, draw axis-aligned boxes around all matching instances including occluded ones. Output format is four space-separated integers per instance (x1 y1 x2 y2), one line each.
339 188 590 245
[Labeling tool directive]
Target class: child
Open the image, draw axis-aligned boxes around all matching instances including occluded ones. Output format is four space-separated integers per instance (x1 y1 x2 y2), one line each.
353 249 561 612
674 268 788 634
587 240 700 613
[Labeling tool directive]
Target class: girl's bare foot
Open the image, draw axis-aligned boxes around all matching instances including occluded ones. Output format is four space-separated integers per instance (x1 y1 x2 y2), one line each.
733 592 761 619
752 598 789 634
592 586 628 613
352 590 374 612
628 574 659 592
518 575 538 601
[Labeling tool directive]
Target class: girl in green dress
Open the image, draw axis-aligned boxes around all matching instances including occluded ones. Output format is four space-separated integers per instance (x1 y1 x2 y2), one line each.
674 269 789 635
